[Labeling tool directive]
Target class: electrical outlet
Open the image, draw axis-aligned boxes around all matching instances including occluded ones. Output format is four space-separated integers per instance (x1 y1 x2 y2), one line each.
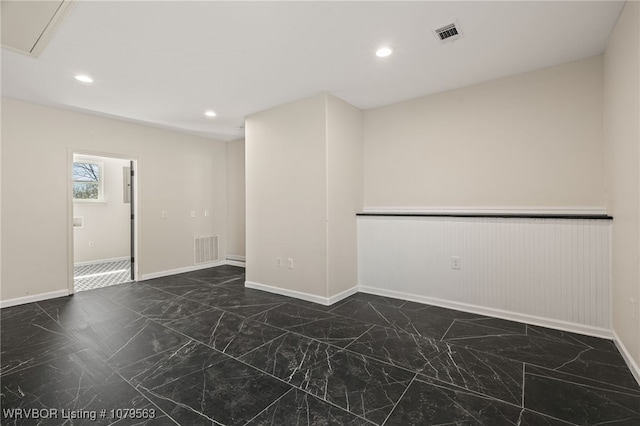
204 210 209 217
451 256 461 270
190 210 196 218
161 211 168 219
276 258 282 268
287 258 294 269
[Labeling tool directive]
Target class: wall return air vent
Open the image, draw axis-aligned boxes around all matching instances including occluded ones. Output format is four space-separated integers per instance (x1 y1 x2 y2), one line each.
434 23 462 43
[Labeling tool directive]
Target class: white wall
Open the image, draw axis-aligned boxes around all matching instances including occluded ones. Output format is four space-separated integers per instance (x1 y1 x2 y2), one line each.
226 138 246 260
73 154 131 264
1 98 227 302
604 1 640 373
363 56 605 211
246 93 362 302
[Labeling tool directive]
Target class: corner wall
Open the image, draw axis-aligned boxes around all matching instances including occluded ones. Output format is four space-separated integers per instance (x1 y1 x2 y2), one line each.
245 93 362 302
604 1 640 375
1 98 227 304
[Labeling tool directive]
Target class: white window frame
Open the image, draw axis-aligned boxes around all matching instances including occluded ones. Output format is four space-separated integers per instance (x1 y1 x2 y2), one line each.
72 160 104 203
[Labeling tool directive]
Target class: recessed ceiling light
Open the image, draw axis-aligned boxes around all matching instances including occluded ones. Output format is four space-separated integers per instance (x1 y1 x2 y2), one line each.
375 47 393 58
205 110 217 118
74 74 93 83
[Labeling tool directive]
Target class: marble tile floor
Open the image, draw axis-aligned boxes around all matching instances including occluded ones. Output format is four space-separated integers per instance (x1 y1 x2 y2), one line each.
1 265 639 425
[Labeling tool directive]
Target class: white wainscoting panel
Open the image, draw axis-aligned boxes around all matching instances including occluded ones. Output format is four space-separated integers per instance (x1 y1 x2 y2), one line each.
358 216 611 332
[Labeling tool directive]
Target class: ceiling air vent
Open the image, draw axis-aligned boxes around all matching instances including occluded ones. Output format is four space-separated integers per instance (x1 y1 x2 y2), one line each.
434 23 462 43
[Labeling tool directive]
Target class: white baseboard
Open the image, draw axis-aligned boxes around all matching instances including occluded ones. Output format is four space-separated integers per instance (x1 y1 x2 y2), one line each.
0 289 69 309
140 261 227 281
226 256 246 268
245 281 357 306
227 255 246 262
74 256 130 267
358 285 613 339
613 331 640 386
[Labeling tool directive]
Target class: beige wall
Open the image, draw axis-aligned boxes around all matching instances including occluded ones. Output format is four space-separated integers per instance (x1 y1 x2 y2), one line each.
246 94 328 297
73 154 131 263
226 138 246 259
326 95 363 297
246 93 362 300
363 56 605 210
604 1 640 368
1 98 227 302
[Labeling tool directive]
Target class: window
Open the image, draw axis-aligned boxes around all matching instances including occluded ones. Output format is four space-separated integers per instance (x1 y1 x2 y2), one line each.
73 161 103 201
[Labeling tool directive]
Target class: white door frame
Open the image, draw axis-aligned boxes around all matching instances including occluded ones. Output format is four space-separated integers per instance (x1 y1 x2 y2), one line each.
67 148 140 295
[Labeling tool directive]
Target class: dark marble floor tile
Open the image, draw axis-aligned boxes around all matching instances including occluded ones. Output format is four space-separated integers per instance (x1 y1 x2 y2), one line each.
179 265 245 281
525 365 640 425
142 276 217 296
70 314 190 370
398 302 484 320
289 316 374 348
330 298 457 341
1 306 81 377
117 339 230 389
172 285 286 317
87 281 139 299
444 322 638 390
518 410 578 425
442 324 592 370
38 295 136 331
240 332 338 387
166 308 285 357
344 293 409 308
250 303 337 330
139 357 291 426
348 326 523 406
456 316 527 334
1 349 171 425
286 297 347 312
297 349 414 425
384 377 522 426
246 388 374 425
441 318 525 341
1 302 52 329
527 324 619 353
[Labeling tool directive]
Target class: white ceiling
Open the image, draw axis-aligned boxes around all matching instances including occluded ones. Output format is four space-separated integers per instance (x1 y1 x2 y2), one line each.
1 1 625 142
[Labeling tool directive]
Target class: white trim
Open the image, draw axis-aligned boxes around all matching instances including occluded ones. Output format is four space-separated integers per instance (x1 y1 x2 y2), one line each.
328 285 359 305
362 206 608 216
613 331 640 386
74 256 130 267
139 261 226 281
226 260 246 268
245 280 357 306
359 285 613 339
1 290 69 309
226 255 246 262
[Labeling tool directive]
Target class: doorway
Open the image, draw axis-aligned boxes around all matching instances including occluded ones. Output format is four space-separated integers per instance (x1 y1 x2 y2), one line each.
69 151 137 293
